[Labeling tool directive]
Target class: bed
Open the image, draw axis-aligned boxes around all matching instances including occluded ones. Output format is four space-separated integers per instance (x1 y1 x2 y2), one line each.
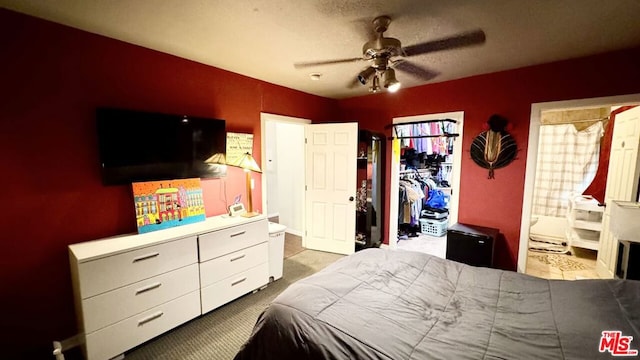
234 248 640 360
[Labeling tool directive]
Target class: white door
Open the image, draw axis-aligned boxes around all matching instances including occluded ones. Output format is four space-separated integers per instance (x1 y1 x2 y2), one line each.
596 106 640 278
305 123 358 255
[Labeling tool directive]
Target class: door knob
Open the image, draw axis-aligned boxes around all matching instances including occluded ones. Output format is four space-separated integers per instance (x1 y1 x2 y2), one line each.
349 196 354 201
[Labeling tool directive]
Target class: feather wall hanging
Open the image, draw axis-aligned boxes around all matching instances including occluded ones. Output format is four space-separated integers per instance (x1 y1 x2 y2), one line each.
470 114 517 179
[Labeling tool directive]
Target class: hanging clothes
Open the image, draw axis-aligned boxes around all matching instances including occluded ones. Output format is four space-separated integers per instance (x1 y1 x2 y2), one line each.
398 177 426 226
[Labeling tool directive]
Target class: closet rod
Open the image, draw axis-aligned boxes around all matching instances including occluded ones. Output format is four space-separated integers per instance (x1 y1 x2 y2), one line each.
390 133 459 140
399 168 431 174
387 118 459 140
384 118 457 129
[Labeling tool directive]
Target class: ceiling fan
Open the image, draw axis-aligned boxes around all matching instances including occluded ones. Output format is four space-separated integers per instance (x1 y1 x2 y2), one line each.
294 16 486 93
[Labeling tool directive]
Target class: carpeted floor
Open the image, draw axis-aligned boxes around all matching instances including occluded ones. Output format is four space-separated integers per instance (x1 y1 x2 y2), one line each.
284 232 304 258
125 249 344 360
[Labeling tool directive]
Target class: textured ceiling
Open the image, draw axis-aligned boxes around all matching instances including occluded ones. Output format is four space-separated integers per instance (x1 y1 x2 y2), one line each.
3 0 640 99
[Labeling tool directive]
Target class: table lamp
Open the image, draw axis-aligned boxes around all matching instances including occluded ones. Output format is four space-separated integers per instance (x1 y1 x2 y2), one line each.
204 152 227 178
237 152 262 217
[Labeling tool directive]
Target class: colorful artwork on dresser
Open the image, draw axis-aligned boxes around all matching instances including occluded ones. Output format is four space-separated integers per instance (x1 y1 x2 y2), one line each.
131 178 206 234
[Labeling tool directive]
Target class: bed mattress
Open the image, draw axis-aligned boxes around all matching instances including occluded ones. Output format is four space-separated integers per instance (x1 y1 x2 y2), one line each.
235 248 640 360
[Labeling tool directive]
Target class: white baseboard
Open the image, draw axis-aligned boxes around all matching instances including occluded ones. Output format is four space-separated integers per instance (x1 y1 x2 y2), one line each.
286 229 303 237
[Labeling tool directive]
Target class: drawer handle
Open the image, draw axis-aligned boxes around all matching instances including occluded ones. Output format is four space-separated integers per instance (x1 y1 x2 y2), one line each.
133 252 160 263
231 277 247 286
230 254 246 262
478 240 485 244
137 311 163 326
135 282 162 295
230 231 246 238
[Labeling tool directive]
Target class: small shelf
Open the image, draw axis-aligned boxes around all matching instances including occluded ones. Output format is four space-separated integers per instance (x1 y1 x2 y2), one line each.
566 195 603 251
568 218 602 231
356 129 384 251
566 228 600 250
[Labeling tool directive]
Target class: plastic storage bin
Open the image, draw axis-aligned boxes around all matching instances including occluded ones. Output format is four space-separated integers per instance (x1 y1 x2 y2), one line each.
420 218 448 237
268 222 286 281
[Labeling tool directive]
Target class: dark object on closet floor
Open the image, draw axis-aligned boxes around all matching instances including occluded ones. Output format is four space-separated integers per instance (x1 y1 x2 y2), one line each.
398 223 420 238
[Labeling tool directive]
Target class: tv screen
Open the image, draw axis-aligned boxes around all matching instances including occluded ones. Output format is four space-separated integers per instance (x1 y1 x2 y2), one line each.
96 107 227 185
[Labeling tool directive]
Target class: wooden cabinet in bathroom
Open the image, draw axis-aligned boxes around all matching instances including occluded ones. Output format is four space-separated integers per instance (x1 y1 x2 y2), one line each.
566 195 604 251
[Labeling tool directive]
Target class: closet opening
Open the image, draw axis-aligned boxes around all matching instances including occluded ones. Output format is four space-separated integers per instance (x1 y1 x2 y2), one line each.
388 112 464 257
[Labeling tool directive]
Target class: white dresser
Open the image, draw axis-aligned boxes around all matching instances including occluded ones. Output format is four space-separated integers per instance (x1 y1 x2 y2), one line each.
69 215 271 360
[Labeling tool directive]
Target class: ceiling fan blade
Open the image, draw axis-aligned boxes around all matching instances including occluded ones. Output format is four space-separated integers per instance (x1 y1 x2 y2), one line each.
402 29 486 57
394 60 439 81
294 57 365 69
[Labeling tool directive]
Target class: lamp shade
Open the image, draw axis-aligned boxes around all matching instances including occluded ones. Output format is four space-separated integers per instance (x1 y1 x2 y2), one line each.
204 152 226 165
237 152 262 173
610 201 640 241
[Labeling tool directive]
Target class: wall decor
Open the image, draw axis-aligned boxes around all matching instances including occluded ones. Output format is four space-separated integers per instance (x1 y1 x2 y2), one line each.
470 114 517 179
131 178 206 234
226 132 254 167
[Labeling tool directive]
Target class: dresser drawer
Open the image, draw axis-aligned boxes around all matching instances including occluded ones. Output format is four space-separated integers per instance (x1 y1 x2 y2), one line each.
78 236 198 299
201 262 269 314
198 219 268 262
200 242 268 287
85 290 200 360
82 263 199 333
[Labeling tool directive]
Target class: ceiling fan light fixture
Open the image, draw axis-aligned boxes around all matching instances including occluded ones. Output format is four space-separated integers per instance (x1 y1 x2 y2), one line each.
357 67 376 85
384 68 401 92
387 81 401 93
369 75 381 93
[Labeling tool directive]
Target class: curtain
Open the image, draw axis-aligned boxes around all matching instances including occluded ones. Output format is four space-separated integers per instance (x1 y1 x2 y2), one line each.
532 122 603 217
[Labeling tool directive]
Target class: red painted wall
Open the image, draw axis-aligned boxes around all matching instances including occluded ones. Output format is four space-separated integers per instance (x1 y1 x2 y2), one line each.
337 46 640 271
0 9 338 359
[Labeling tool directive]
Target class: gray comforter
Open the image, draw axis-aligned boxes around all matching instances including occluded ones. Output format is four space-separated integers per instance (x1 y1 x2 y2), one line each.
235 249 640 359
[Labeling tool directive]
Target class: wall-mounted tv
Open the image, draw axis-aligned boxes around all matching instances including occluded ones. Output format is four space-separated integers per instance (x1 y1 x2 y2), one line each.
96 107 227 185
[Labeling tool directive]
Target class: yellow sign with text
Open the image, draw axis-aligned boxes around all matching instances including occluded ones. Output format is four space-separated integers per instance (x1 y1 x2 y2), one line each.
226 132 254 166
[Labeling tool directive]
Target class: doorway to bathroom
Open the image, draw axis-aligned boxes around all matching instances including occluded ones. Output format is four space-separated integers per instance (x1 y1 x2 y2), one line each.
518 94 640 279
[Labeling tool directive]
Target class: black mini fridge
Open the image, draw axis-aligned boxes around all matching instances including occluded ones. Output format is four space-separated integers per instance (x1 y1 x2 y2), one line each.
446 223 498 268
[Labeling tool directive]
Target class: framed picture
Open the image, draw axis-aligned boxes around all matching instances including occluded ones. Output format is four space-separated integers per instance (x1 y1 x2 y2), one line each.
131 178 206 234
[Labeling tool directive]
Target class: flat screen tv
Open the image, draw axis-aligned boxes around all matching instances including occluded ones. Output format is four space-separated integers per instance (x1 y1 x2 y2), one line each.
96 107 227 185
